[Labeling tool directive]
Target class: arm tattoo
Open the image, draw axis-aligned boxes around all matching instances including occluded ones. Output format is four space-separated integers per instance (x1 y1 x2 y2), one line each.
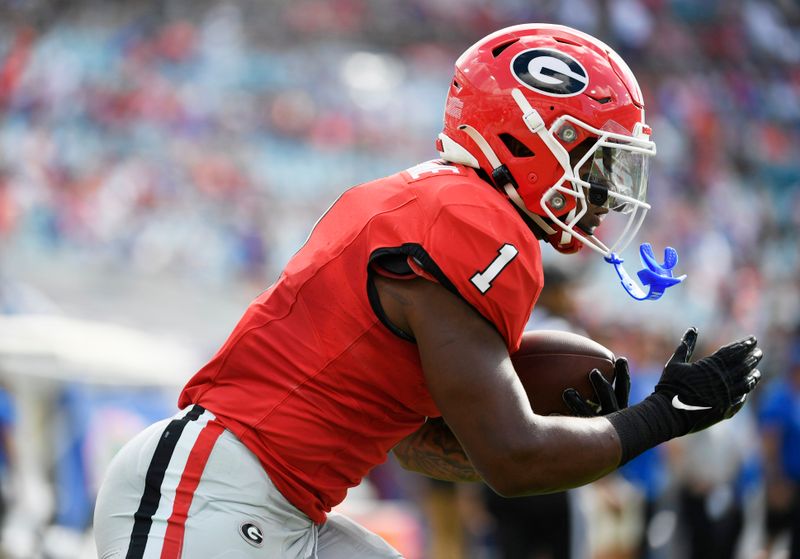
392 417 482 482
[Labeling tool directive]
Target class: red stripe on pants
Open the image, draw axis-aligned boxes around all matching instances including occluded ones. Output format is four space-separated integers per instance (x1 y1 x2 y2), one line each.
160 420 225 559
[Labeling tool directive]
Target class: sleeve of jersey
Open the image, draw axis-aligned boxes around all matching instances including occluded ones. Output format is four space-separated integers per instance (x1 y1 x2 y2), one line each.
420 203 543 353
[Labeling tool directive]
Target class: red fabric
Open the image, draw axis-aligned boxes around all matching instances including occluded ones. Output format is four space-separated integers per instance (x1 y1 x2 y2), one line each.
0 27 35 109
160 420 225 559
179 161 543 522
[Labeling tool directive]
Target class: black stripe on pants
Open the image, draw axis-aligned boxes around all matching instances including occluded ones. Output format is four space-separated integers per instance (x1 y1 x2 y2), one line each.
125 405 205 559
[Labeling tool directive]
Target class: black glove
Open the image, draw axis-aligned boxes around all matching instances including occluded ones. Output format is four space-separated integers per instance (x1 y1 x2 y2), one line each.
607 327 763 466
563 358 631 417
653 327 762 435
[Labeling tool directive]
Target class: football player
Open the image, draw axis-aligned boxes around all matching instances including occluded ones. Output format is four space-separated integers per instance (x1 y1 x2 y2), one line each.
94 24 762 558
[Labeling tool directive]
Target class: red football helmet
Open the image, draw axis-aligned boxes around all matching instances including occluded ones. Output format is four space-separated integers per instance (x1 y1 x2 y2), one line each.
438 24 656 256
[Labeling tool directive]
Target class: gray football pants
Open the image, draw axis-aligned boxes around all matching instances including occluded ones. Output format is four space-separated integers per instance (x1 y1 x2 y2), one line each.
93 406 404 558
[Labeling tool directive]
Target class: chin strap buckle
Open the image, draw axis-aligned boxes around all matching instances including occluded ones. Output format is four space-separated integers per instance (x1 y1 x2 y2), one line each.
605 243 687 301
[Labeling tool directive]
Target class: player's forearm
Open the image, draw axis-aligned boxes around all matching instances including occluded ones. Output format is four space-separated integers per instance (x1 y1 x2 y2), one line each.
392 417 482 483
475 414 621 496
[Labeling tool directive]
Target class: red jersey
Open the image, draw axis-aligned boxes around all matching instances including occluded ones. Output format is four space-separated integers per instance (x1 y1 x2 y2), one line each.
179 161 544 522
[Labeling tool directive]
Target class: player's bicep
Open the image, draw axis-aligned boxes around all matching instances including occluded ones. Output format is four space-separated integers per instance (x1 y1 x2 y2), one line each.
384 276 539 487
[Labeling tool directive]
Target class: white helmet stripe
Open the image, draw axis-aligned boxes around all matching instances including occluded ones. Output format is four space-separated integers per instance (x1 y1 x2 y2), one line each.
457 124 504 169
503 183 557 235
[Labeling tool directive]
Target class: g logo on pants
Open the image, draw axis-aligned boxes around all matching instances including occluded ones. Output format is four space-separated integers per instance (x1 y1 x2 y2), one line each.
239 522 264 547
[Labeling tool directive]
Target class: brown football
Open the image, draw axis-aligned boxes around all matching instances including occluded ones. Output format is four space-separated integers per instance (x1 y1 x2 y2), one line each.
510 330 616 416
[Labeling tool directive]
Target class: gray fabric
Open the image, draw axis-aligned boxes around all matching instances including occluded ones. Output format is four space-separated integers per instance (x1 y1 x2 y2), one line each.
317 513 404 559
94 412 403 558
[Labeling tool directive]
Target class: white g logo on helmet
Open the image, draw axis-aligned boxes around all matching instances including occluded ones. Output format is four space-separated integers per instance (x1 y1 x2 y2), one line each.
511 49 589 97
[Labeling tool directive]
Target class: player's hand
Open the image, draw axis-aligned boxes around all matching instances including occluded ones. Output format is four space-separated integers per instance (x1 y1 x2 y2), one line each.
563 358 631 417
654 328 762 434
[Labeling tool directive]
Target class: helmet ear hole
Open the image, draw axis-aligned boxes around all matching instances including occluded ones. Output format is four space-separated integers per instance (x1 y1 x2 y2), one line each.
499 133 535 157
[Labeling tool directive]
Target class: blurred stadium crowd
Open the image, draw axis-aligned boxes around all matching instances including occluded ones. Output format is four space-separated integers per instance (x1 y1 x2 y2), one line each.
0 0 799 558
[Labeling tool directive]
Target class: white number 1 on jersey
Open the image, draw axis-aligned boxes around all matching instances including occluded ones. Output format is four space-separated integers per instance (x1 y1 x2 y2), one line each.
470 244 518 294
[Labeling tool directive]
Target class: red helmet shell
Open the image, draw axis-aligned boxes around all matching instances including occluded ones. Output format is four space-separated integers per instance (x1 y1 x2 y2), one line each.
442 24 648 218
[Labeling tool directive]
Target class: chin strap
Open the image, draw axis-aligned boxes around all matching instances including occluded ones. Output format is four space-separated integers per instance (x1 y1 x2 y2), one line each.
605 243 687 301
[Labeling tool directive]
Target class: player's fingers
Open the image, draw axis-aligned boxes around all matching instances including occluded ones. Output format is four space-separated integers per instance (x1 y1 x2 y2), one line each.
747 347 763 368
729 369 762 397
748 368 762 389
668 328 698 365
613 358 631 409
562 388 596 417
741 348 763 373
727 348 763 380
589 369 618 413
715 335 758 364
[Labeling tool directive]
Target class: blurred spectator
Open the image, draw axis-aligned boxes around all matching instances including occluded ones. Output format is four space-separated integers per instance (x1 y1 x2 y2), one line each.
0 382 15 545
667 408 760 559
758 340 800 559
617 330 672 559
582 474 642 559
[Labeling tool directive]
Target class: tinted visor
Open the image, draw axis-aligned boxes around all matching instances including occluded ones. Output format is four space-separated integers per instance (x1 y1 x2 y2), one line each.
586 143 649 214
